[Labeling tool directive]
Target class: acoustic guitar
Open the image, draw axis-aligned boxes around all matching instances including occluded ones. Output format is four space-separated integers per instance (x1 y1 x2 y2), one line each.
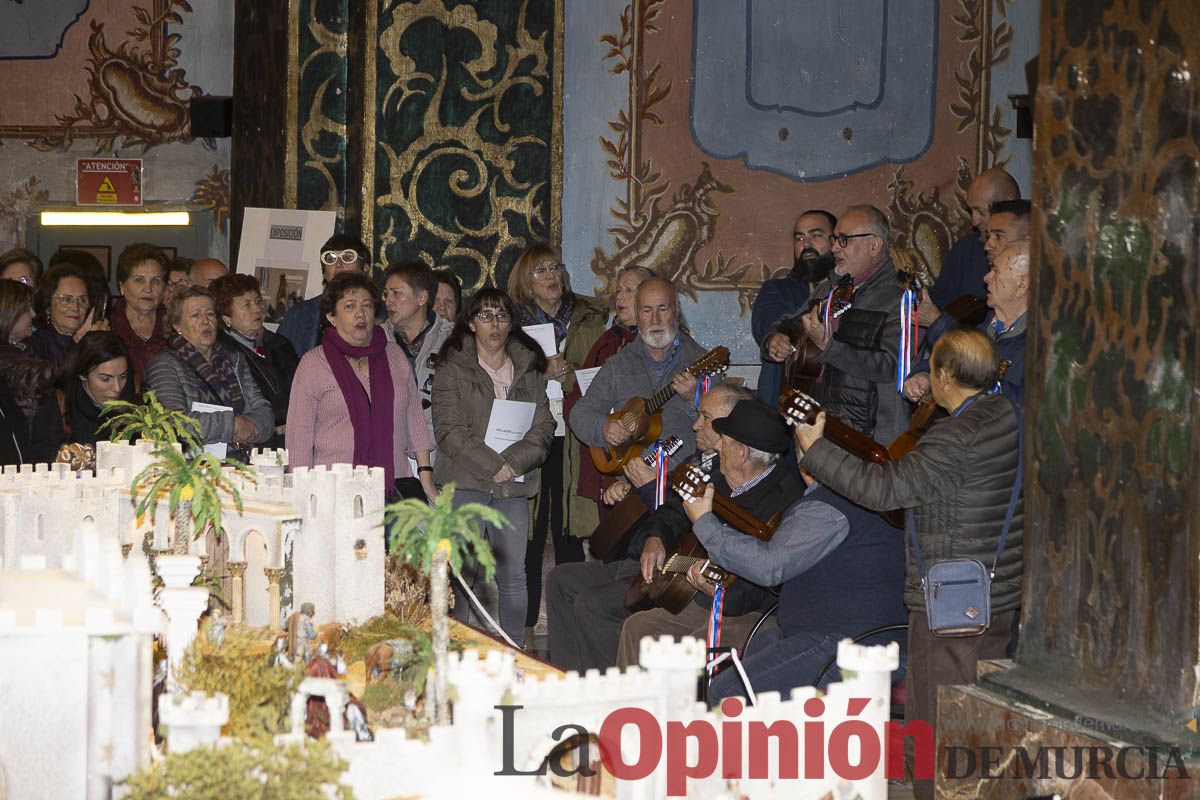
623 463 777 615
777 389 904 528
589 347 730 474
780 279 855 394
587 434 685 561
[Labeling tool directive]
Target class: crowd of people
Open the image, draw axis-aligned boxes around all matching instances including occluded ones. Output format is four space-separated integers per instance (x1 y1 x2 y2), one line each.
0 167 1031 796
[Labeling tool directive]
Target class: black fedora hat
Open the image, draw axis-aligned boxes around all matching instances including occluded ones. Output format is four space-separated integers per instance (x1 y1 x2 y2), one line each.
712 399 791 453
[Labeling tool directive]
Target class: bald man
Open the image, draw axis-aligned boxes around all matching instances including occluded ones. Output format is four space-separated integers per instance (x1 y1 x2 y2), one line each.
794 326 1023 800
190 258 229 288
928 168 1020 309
569 277 706 463
904 240 1029 404
765 204 910 444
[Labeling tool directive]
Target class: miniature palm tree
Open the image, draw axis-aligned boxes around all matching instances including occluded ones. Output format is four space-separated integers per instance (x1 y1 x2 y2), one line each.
132 445 253 555
385 484 501 724
98 389 202 451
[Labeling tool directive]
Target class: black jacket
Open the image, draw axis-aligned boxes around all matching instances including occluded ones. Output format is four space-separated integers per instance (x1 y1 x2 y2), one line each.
220 329 299 448
624 456 806 618
0 373 30 465
801 391 1023 614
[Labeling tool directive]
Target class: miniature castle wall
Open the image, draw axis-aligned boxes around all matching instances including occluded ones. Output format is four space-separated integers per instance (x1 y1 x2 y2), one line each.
0 520 159 800
0 443 384 629
0 461 132 570
308 636 900 800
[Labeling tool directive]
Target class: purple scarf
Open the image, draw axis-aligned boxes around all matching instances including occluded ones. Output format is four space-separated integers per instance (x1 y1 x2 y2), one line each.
169 331 246 413
322 326 396 484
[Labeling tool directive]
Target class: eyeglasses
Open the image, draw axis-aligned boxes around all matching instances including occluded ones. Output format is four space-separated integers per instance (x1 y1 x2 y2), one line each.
831 232 878 248
321 249 361 266
532 263 564 279
53 294 91 308
473 311 511 324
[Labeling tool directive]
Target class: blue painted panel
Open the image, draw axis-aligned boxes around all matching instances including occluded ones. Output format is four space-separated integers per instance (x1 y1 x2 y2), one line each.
0 0 89 60
691 0 938 180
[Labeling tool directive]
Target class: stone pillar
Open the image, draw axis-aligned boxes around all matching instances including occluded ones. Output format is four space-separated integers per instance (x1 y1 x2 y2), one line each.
265 567 286 630
939 1 1200 794
228 562 247 625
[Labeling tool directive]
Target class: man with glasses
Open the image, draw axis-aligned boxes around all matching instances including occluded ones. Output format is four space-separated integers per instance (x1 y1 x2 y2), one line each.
277 234 372 357
765 205 909 444
754 210 837 405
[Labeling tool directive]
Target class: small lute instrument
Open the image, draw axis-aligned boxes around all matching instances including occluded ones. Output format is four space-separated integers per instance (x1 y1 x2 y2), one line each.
587 435 685 560
781 279 855 395
623 462 777 615
590 347 730 474
778 389 903 528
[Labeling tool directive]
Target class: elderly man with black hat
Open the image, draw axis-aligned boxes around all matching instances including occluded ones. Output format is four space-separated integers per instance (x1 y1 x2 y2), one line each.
613 397 807 669
679 399 907 703
548 383 804 672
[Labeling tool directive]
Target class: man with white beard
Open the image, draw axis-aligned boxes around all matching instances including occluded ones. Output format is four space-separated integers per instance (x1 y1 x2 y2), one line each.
569 277 706 463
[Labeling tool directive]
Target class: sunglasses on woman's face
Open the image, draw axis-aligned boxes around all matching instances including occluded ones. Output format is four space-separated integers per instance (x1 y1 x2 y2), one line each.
320 249 361 266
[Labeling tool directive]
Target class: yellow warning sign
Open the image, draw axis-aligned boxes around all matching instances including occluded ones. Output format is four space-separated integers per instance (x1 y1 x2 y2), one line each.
96 176 117 203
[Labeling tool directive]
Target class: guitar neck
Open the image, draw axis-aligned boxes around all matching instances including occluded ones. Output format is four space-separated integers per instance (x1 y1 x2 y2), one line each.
711 494 774 541
822 415 892 465
645 370 689 415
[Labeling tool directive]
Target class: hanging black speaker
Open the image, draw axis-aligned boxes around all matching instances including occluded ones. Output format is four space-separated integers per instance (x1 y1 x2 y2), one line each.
190 96 233 139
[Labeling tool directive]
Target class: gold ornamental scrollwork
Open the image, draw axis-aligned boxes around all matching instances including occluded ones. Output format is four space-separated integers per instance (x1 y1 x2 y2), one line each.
371 0 553 289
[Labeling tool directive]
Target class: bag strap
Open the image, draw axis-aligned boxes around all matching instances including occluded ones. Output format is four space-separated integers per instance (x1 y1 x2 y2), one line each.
908 396 1023 584
989 399 1023 576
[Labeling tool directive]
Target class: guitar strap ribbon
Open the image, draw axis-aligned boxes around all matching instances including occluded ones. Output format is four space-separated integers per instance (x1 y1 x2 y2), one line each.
692 374 712 408
822 286 837 341
653 440 669 509
898 285 921 393
706 583 725 678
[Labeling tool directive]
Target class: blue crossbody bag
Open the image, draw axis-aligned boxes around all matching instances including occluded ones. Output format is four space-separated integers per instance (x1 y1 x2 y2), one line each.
907 398 1022 637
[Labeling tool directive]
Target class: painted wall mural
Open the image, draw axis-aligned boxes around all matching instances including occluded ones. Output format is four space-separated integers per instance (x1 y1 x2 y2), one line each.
366 0 556 291
0 0 233 257
562 0 1039 364
280 0 556 293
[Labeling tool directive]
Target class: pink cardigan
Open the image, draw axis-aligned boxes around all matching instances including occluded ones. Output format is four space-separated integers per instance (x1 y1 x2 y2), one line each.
285 338 432 477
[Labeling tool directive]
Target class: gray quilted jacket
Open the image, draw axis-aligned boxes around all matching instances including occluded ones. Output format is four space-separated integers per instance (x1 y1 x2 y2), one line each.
144 346 275 447
799 391 1023 614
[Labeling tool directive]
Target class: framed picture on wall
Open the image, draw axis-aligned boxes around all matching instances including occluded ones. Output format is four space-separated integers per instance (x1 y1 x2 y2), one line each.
59 245 112 279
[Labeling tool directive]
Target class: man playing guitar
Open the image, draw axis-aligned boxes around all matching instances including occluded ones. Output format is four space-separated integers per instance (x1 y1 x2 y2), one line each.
549 384 801 672
569 277 704 474
762 205 911 444
614 398 803 669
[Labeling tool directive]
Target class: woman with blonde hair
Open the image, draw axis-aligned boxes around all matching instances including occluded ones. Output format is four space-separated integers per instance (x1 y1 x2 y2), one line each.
506 244 608 643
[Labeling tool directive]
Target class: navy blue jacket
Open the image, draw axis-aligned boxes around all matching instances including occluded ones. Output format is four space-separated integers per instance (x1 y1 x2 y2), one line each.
929 234 988 310
909 312 1026 404
751 270 811 405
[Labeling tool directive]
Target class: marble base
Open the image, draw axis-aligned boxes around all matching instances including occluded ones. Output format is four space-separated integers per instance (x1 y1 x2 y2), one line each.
936 684 1200 799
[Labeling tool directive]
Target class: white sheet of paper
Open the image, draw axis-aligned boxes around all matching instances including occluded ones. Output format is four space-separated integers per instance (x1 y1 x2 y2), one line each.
523 323 558 357
485 399 536 483
191 401 232 459
575 367 601 396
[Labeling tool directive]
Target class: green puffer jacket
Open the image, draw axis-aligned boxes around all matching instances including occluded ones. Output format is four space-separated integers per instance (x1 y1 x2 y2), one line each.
431 335 555 499
799 391 1023 615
